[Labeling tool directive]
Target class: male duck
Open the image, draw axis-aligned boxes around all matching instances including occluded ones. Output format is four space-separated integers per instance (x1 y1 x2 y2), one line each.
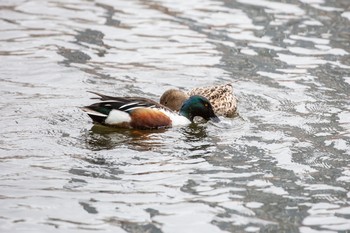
160 83 237 117
81 92 219 129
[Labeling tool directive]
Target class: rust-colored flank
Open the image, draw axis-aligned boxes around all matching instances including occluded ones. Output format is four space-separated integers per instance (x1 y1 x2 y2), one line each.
130 108 172 129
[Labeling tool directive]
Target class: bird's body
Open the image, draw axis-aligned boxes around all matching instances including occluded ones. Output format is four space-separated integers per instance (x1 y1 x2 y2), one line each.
81 92 219 129
160 83 237 117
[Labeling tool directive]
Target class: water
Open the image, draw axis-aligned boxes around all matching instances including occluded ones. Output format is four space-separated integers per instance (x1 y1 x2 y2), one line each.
1 0 350 232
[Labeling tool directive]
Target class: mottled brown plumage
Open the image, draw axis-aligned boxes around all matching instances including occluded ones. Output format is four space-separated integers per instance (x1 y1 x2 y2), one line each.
160 84 237 117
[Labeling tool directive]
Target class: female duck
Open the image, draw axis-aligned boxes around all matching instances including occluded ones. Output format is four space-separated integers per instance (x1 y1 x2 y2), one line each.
160 83 237 117
81 92 219 129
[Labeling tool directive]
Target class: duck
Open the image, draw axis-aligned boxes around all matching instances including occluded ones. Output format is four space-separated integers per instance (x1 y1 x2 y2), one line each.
160 83 237 117
81 91 219 129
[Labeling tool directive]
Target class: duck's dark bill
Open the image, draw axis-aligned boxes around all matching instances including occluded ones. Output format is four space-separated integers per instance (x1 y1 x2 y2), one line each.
210 116 220 123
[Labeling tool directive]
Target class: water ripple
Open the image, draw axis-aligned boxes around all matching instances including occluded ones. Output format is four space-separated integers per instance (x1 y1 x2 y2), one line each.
1 0 350 232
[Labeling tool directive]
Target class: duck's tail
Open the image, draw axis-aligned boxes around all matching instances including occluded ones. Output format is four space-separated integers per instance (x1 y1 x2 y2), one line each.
80 106 108 124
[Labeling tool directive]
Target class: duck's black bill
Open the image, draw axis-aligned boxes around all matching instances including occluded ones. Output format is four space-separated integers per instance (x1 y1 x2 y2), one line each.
210 116 220 123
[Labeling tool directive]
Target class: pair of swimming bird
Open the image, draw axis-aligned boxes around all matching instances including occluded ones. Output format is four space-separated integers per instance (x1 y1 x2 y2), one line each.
81 84 237 130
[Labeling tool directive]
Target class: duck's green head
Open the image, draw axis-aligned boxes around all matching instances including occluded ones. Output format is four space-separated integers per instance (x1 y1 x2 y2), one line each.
179 95 220 123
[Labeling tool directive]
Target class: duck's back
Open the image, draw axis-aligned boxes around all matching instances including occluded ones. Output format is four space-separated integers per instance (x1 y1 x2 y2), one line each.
186 83 237 117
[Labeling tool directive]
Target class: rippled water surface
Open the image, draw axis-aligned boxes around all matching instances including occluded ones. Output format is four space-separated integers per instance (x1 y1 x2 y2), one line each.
1 0 350 232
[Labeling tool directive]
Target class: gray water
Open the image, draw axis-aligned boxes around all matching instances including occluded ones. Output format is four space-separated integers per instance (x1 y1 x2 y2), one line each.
1 0 350 232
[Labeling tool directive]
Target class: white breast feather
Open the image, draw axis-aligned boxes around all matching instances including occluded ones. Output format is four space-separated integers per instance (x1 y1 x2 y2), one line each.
159 109 190 126
105 109 131 125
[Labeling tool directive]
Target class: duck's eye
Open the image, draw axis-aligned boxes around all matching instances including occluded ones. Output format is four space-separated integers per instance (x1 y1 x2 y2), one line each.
204 103 208 107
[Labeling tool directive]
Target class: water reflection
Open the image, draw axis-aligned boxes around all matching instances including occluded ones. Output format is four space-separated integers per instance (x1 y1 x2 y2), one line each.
85 124 168 151
84 122 218 156
181 124 208 141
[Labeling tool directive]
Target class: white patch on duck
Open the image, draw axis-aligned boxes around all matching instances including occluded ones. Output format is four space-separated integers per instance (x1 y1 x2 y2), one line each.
159 109 191 126
105 109 131 125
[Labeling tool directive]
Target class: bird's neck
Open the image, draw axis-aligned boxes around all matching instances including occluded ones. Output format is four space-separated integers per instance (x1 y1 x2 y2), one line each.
179 109 193 122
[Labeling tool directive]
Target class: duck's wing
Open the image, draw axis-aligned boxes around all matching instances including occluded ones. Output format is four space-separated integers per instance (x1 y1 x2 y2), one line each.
187 84 237 117
187 83 234 97
87 91 163 108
